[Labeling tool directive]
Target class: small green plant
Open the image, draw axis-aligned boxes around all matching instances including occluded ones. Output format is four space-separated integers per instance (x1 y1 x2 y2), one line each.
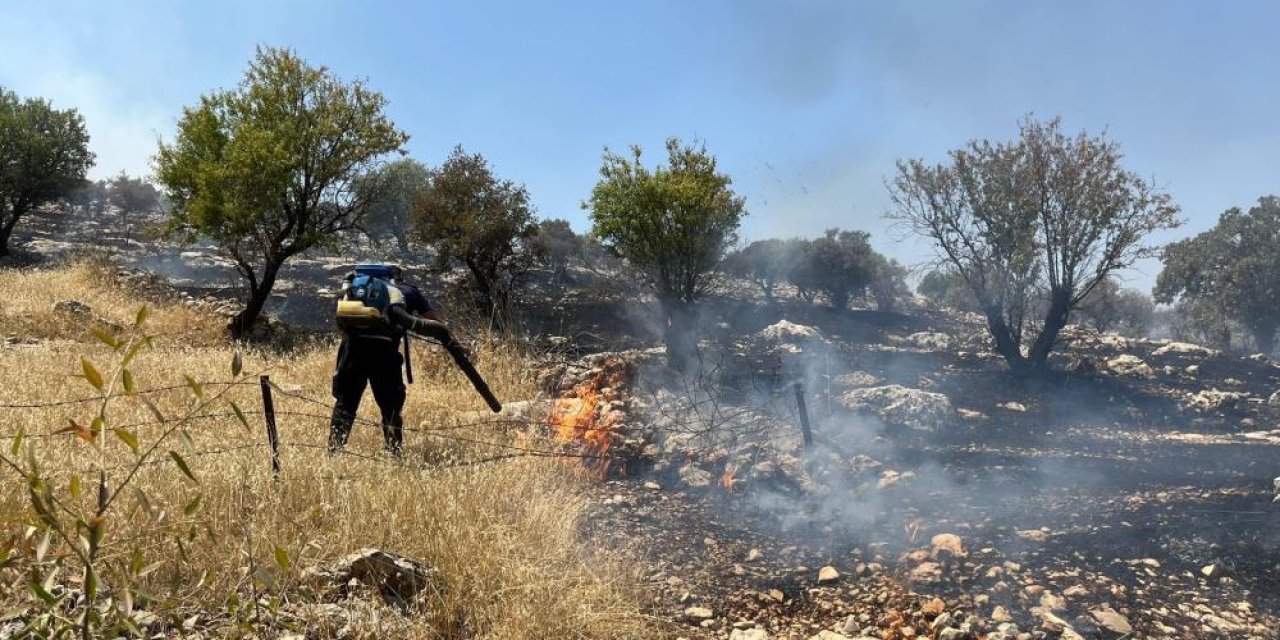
0 306 249 638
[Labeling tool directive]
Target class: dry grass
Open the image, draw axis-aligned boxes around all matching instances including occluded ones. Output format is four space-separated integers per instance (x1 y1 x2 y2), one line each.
0 262 658 639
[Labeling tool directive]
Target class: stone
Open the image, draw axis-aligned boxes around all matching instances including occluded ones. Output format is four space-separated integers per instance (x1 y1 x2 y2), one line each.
904 332 951 350
817 565 841 583
997 401 1027 412
1089 608 1133 637
51 300 93 316
992 606 1013 623
1105 354 1154 379
1152 341 1218 357
1200 564 1217 578
758 320 823 344
931 533 965 559
302 548 441 607
684 606 714 620
909 562 941 582
678 464 712 488
746 548 764 562
729 630 770 640
1183 389 1250 412
839 385 953 431
1268 390 1280 407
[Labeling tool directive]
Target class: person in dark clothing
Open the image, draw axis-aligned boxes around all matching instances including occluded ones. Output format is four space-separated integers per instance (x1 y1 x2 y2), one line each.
328 267 440 455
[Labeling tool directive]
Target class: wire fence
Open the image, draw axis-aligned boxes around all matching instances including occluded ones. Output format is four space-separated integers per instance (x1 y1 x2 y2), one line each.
0 373 614 478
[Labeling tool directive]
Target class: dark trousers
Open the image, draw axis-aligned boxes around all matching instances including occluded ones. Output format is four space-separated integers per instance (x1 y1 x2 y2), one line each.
328 338 406 454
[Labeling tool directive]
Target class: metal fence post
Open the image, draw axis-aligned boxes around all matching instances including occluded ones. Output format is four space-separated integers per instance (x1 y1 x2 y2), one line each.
260 375 281 477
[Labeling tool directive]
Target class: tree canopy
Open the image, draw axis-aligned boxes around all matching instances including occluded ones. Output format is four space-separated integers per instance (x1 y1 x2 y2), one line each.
889 117 1180 372
154 46 407 337
356 157 429 253
0 87 94 256
1155 196 1280 354
411 145 537 323
585 138 745 368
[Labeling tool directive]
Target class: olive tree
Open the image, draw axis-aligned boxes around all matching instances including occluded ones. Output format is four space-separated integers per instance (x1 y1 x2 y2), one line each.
107 171 161 240
356 157 429 252
1155 196 1280 354
154 47 407 338
411 145 537 323
1076 277 1155 337
889 117 1179 372
585 138 745 368
0 87 94 256
724 238 793 300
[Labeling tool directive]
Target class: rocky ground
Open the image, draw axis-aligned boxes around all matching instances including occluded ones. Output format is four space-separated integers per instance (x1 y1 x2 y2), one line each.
9 206 1280 639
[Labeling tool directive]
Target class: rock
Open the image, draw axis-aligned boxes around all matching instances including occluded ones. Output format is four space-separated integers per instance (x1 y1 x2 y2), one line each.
730 630 769 640
684 606 714 620
51 300 93 316
832 371 883 389
839 385 953 431
930 533 965 559
746 548 764 562
1183 389 1250 412
1268 390 1280 407
921 598 945 617
997 401 1027 412
936 629 966 640
1015 529 1049 543
991 606 1013 623
643 481 662 491
808 632 856 640
1089 608 1133 637
1105 354 1154 379
957 408 987 420
1273 476 1279 502
758 320 823 344
1152 341 1218 357
909 562 941 582
904 331 951 350
817 566 840 583
678 464 712 488
1200 563 1218 578
302 548 441 607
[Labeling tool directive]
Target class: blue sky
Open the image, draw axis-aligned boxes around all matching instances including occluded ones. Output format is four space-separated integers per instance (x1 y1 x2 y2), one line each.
3 1 1279 286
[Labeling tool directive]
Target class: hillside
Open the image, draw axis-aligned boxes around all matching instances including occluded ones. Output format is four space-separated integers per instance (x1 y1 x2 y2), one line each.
2 243 1280 640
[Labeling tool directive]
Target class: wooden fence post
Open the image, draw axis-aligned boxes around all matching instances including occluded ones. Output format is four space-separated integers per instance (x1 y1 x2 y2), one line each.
794 382 813 448
260 375 281 477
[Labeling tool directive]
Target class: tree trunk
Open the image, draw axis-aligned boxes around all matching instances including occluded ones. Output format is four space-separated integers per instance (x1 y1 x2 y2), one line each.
230 258 283 340
1253 324 1277 356
1027 289 1071 370
0 214 18 257
984 306 1028 372
659 295 699 373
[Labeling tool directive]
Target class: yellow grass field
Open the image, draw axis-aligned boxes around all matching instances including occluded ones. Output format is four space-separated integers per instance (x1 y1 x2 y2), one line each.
0 262 656 639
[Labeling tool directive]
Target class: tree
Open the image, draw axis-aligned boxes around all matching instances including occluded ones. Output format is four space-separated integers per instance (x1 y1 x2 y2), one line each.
107 171 161 240
888 117 1180 372
0 87 94 256
805 229 879 309
411 145 537 323
154 47 407 338
530 218 583 282
1075 277 1154 337
1154 196 1280 354
356 157 429 252
67 179 108 216
916 268 980 312
869 255 910 313
724 238 793 300
586 138 745 368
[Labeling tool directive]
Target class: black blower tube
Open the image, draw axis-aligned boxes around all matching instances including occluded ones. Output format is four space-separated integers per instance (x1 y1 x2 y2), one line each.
404 314 502 412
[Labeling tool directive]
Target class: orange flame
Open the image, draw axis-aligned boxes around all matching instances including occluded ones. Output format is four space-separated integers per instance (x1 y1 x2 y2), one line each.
545 359 630 477
720 462 737 492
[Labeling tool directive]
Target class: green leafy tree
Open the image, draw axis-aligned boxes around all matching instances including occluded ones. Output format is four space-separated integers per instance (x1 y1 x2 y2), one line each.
1075 277 1155 337
889 117 1179 372
804 228 879 309
916 269 980 312
154 47 407 338
724 238 793 300
869 255 910 313
585 138 745 368
530 218 583 282
107 171 161 240
1155 196 1280 354
0 87 95 256
411 145 537 322
356 157 429 252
